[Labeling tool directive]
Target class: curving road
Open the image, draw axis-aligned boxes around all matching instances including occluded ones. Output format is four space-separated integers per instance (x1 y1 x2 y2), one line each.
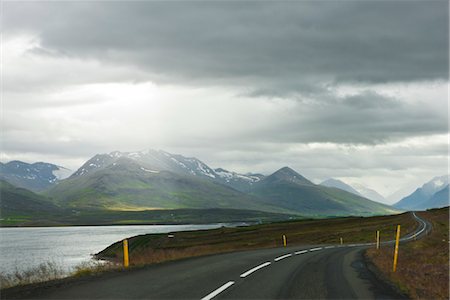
3 212 430 300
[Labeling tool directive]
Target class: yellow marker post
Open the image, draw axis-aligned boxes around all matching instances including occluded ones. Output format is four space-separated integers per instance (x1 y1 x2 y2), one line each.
123 239 129 268
392 225 400 272
376 230 380 250
340 237 343 245
283 235 287 247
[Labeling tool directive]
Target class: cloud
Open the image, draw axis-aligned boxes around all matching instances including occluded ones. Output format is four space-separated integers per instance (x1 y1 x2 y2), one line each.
3 1 448 95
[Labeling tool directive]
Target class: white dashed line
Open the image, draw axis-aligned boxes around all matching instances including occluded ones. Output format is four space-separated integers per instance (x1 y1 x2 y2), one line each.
201 281 235 300
295 250 308 255
274 253 292 261
324 246 335 249
309 247 322 252
240 262 271 278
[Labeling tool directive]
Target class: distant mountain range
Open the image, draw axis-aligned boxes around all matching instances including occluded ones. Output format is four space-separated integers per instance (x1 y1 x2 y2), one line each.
1 150 401 225
0 161 71 192
320 178 386 204
320 178 361 196
394 175 449 210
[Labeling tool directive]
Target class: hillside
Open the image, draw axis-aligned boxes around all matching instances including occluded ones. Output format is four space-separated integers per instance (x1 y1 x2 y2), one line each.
251 167 398 216
0 180 63 223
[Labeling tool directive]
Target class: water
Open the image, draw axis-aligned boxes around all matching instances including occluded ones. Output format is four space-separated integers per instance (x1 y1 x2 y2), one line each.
0 224 231 276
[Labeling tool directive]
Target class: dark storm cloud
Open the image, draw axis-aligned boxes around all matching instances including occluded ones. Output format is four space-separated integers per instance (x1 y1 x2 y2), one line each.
3 1 448 94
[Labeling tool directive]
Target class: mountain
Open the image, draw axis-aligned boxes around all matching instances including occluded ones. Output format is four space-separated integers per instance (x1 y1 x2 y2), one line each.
0 180 62 220
46 156 284 213
251 167 397 216
352 184 386 204
427 185 449 209
70 150 263 192
0 161 71 192
394 175 449 210
320 178 361 196
45 150 398 217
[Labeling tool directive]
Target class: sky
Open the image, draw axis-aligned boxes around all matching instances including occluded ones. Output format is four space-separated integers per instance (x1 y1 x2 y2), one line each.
1 1 448 203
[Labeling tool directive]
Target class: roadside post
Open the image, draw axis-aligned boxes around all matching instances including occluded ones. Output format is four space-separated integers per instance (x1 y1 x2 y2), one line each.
340 237 343 245
283 235 287 247
123 239 129 268
376 230 380 250
392 225 400 272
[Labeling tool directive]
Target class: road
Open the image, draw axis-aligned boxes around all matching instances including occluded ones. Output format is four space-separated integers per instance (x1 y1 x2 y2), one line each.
3 212 430 299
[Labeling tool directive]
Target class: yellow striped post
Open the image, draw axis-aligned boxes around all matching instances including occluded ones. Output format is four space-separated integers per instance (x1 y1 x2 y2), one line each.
123 239 129 268
283 235 287 247
392 225 400 272
376 230 380 250
340 237 343 245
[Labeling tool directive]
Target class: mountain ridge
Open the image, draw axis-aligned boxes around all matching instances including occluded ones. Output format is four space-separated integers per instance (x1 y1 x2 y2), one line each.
394 175 449 210
0 161 71 192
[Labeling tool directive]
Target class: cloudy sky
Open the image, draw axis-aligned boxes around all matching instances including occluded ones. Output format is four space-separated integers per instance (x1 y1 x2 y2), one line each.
2 1 448 203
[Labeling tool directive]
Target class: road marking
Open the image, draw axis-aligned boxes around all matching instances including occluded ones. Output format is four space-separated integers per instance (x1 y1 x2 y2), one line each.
324 246 335 249
295 250 308 255
274 253 292 261
309 247 322 252
240 262 271 278
201 281 235 300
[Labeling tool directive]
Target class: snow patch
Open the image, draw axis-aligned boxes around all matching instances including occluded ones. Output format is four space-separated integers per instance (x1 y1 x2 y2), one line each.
52 167 72 180
196 162 215 178
433 179 444 188
140 167 159 174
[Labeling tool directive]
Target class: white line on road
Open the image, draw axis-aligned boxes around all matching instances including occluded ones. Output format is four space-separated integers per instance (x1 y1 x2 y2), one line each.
240 262 271 278
274 253 292 261
201 281 235 300
324 246 335 249
295 250 308 255
309 247 322 252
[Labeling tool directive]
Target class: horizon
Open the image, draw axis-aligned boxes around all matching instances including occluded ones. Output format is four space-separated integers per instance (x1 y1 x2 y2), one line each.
2 1 448 202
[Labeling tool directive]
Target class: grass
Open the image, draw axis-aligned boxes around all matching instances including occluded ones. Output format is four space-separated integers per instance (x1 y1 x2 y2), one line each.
0 208 299 227
0 262 66 289
366 207 449 299
0 261 121 290
97 212 418 266
72 261 120 277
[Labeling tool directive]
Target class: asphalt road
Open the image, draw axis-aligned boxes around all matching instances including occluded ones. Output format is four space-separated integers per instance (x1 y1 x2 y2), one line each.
3 212 430 300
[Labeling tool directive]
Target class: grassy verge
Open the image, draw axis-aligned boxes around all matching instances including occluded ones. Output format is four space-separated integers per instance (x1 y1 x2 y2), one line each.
365 207 449 299
0 261 120 290
0 262 66 289
97 212 417 266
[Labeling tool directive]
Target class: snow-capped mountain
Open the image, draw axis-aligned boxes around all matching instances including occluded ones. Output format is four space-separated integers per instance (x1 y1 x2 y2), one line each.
214 168 264 191
0 161 71 192
394 175 449 210
71 150 265 191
